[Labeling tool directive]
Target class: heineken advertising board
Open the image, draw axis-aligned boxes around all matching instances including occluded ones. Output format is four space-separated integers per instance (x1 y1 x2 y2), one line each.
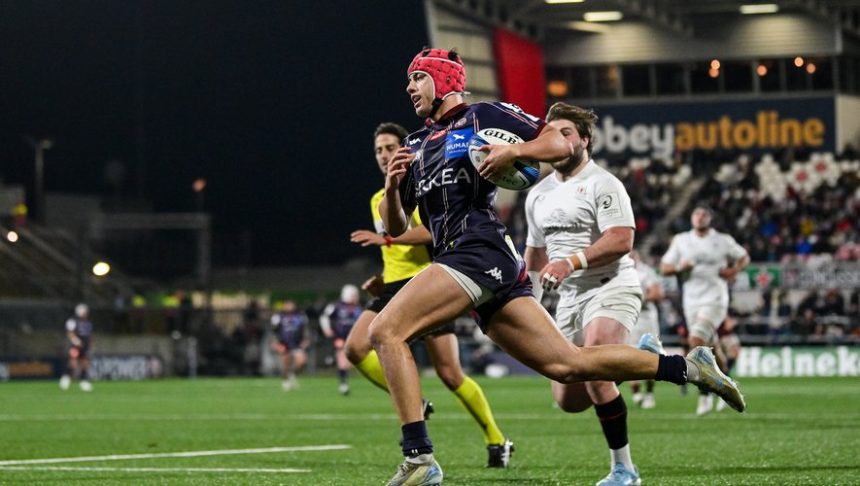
736 346 860 378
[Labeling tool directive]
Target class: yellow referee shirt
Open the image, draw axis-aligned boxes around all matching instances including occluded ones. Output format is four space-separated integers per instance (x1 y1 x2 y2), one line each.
370 188 431 284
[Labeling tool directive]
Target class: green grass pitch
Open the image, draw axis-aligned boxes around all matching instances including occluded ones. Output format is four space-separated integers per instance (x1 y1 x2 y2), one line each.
1 375 858 485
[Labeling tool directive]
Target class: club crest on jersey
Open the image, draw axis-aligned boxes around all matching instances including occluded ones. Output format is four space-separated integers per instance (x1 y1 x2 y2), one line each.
415 166 473 197
429 129 449 141
454 117 468 129
445 128 475 159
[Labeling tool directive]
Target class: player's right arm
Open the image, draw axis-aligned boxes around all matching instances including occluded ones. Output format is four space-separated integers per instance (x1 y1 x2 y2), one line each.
524 190 549 300
379 147 415 237
351 224 432 247
524 245 549 301
65 319 82 347
361 274 385 298
660 235 691 276
319 304 335 338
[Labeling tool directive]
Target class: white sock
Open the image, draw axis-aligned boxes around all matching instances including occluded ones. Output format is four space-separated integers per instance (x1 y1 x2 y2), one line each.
610 444 635 471
685 358 701 382
406 453 434 465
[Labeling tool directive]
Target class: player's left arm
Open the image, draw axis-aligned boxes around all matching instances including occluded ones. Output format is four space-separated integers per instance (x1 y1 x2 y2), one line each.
300 315 311 349
644 280 664 303
477 124 570 179
719 237 750 280
538 227 634 290
539 176 636 290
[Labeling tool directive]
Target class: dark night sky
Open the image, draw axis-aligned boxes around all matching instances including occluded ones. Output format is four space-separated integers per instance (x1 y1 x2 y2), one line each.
0 1 427 266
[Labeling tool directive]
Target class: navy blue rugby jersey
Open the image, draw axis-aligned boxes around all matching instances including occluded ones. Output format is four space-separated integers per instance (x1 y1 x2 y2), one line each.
400 102 545 256
66 317 94 345
325 302 362 338
272 311 308 345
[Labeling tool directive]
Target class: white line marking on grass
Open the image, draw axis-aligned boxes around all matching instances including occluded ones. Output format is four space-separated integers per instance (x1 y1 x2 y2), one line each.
0 445 351 466
0 466 310 474
2 411 857 422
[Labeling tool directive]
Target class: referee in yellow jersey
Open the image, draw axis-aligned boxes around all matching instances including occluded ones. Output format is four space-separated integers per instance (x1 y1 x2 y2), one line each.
346 122 513 468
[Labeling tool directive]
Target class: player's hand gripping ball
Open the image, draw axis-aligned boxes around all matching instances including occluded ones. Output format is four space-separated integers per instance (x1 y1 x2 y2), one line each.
468 128 540 190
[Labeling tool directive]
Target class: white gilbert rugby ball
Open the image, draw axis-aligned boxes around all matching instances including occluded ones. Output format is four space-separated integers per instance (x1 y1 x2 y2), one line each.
467 128 541 190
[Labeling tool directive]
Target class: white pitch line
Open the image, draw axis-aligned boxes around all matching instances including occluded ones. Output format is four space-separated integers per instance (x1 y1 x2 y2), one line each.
0 445 351 466
0 466 310 474
1 411 858 422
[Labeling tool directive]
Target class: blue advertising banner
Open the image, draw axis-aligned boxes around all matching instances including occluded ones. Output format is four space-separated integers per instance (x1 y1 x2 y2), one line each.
586 96 836 159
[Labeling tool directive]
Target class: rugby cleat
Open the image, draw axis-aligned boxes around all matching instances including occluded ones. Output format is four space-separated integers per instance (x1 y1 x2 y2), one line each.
596 463 641 486
686 346 746 413
79 380 93 392
640 393 656 410
637 333 665 355
696 394 713 417
386 457 443 486
59 375 71 391
338 383 350 396
486 439 514 468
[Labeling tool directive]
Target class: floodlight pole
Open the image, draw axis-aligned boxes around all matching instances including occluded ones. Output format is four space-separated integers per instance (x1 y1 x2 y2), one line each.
30 138 53 224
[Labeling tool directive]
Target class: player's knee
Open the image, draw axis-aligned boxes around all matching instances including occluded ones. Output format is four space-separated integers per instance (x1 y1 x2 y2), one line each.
585 380 618 403
435 365 463 390
367 314 402 350
556 396 593 413
343 336 365 365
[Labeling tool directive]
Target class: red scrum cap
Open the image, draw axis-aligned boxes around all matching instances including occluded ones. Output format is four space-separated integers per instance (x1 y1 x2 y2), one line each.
407 48 467 103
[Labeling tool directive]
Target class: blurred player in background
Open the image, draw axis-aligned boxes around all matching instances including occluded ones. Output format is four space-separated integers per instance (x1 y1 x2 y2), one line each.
660 205 749 416
627 250 665 410
270 300 310 391
320 284 362 395
347 122 513 468
59 303 94 392
525 102 655 485
374 47 744 486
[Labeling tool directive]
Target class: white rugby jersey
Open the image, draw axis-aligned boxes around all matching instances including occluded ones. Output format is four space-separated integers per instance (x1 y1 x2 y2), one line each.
526 160 639 297
636 261 661 327
661 229 748 309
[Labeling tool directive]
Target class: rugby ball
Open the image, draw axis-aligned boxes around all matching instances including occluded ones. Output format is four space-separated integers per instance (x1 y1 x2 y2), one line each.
467 128 541 190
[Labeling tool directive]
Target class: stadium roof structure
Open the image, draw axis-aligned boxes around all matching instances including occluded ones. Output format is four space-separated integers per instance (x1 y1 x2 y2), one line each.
435 0 860 39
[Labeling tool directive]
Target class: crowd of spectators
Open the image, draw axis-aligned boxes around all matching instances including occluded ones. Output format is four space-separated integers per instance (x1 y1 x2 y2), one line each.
685 153 859 263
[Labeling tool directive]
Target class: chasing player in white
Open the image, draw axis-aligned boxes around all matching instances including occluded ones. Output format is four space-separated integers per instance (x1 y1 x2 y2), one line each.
627 250 665 409
525 102 643 486
660 206 749 416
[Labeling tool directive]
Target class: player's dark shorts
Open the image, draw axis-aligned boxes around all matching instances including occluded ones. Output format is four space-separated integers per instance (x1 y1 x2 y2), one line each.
278 336 304 351
368 277 456 338
70 343 90 359
333 324 354 340
433 230 534 331
366 278 410 313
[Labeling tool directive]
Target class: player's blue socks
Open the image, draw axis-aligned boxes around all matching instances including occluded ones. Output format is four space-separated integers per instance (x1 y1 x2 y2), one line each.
401 420 433 457
655 354 687 385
